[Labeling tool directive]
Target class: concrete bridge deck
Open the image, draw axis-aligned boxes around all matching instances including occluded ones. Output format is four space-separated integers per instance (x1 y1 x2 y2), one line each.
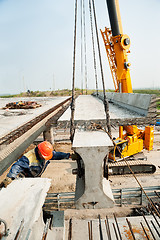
58 95 156 129
0 96 69 139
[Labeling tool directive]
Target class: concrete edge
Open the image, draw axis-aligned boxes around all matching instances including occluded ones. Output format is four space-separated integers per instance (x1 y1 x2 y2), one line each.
93 92 156 117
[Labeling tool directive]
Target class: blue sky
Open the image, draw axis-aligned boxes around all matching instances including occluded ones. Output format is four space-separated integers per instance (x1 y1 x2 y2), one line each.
0 0 160 94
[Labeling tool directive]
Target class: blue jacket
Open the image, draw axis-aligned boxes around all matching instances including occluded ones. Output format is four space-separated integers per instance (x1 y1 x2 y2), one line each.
7 147 70 179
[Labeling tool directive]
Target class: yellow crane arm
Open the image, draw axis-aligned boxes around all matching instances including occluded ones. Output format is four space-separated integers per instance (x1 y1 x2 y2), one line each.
101 0 132 93
101 0 154 161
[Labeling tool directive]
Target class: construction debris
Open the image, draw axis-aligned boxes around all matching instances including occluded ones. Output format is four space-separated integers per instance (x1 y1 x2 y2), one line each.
2 101 41 109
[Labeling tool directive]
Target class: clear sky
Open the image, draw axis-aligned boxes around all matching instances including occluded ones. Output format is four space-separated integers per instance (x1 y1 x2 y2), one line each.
0 0 160 94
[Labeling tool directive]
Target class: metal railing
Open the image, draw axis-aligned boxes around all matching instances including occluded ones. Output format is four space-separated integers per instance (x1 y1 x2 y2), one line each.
112 185 160 206
44 186 160 211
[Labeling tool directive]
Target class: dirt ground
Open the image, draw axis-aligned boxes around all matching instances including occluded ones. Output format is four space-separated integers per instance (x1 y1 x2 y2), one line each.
42 141 76 193
0 127 159 219
1 128 159 192
42 128 160 219
41 129 160 194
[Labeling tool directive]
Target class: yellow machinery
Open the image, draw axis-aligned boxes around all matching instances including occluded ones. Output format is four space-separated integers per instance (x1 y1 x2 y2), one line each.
101 0 154 161
109 125 154 161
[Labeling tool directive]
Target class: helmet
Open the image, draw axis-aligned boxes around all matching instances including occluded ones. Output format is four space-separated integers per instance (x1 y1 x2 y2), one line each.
38 141 53 160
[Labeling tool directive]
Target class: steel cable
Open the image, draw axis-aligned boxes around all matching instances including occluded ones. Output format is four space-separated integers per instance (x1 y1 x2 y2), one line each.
80 0 84 95
70 0 78 142
91 0 112 135
83 0 88 94
89 0 98 96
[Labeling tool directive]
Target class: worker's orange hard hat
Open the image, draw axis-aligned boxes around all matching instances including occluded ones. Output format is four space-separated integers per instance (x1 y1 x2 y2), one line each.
38 141 53 160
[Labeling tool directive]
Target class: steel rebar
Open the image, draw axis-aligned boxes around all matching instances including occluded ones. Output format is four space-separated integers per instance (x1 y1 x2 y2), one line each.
114 214 122 240
112 222 119 240
105 216 111 240
151 220 160 238
98 215 104 240
126 218 136 240
142 213 156 240
68 218 72 240
88 221 93 240
140 222 150 240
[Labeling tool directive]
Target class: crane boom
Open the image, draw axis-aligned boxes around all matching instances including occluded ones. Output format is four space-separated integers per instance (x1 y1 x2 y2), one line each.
101 0 154 163
101 0 132 93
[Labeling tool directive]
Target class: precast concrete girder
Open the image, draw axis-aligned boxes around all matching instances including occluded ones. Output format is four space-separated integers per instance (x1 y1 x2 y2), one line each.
0 97 71 175
72 130 114 209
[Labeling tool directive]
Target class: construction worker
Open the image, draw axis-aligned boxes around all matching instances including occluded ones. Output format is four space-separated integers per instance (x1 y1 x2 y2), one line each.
0 141 70 188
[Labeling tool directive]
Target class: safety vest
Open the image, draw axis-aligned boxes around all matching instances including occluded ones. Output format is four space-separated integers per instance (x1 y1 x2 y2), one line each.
24 149 43 167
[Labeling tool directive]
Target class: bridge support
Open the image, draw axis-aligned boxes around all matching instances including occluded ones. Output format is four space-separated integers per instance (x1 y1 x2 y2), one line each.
72 131 114 209
43 126 55 145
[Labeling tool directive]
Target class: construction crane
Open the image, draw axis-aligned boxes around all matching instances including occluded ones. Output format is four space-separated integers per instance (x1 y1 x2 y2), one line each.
101 0 154 164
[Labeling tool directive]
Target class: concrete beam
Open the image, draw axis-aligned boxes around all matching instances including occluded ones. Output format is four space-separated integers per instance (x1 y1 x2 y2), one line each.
96 92 157 119
72 130 114 209
0 98 71 175
58 95 157 130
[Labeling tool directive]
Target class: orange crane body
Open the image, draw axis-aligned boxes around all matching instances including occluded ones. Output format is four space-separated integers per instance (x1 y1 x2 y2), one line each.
101 0 154 161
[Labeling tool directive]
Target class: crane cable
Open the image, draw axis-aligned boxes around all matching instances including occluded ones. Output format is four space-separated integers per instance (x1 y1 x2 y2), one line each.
80 0 83 95
70 0 78 142
89 0 98 96
91 0 112 135
82 0 88 95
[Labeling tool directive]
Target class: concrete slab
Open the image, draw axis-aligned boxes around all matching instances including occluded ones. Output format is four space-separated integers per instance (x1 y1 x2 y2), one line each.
58 95 156 128
0 178 51 240
59 95 140 121
65 215 159 239
0 96 68 139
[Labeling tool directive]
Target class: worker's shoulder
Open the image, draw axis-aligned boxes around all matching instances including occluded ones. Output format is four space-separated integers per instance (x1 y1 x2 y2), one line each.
24 148 36 159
